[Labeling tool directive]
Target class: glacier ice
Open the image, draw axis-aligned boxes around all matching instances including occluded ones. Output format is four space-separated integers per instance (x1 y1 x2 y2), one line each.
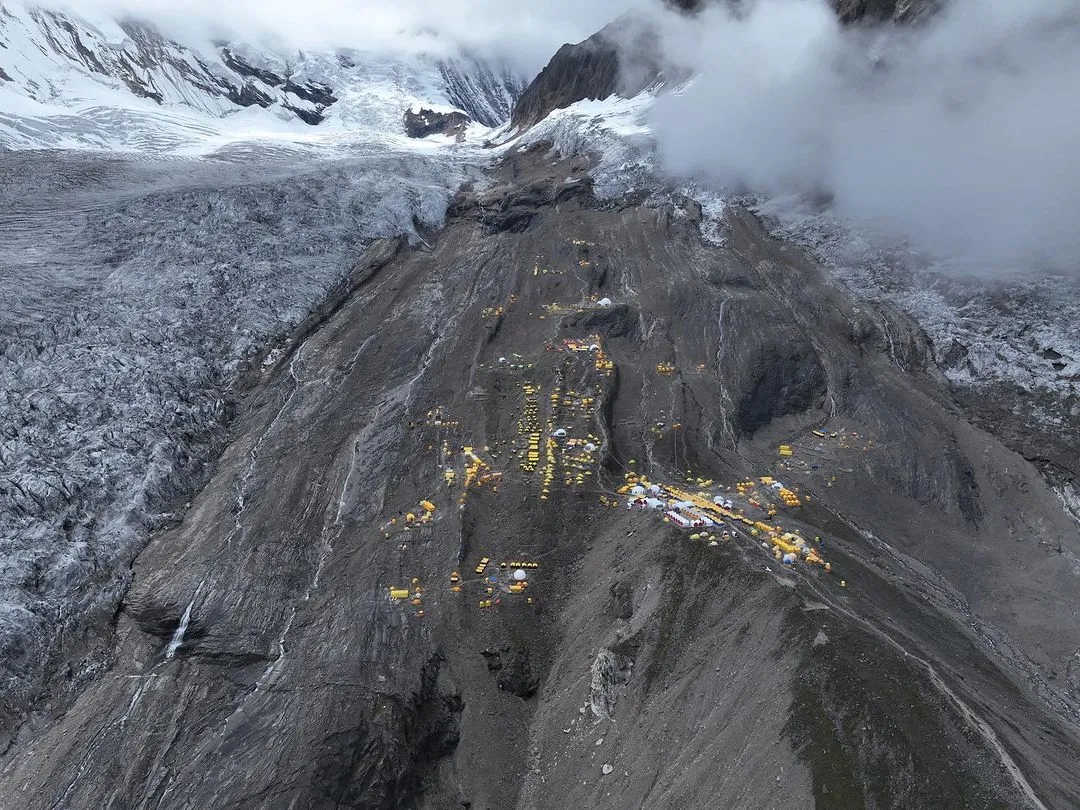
0 142 487 720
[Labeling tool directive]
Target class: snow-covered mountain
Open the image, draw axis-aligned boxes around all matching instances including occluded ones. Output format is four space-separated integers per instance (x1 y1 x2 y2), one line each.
0 1 526 152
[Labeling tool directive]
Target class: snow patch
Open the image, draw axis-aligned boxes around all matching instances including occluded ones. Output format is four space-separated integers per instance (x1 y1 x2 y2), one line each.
514 91 657 198
408 100 466 116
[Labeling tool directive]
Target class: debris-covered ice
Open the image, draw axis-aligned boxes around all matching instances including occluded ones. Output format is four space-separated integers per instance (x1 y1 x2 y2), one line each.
0 144 485 710
756 197 1080 429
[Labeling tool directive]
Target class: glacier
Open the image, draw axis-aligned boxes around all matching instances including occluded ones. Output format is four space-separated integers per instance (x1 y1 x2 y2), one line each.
0 144 497 726
0 2 532 732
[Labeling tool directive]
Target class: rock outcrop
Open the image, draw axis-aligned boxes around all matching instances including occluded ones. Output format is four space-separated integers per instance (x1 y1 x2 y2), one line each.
510 16 667 131
403 107 471 140
1 8 340 124
511 0 943 131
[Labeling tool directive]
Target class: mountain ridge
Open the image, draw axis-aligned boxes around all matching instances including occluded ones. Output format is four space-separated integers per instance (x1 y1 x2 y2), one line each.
0 1 526 150
0 144 1075 808
0 3 1077 808
508 0 942 136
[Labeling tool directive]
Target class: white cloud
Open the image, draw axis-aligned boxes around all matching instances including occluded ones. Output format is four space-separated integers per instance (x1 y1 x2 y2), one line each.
50 0 1080 271
652 0 1080 271
56 0 655 74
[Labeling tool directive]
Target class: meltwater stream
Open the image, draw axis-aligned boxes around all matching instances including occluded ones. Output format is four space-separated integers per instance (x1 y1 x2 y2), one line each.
164 587 200 661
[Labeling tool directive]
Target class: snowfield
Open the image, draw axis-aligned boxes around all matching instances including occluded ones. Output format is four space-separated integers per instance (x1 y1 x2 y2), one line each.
0 0 523 154
515 91 656 198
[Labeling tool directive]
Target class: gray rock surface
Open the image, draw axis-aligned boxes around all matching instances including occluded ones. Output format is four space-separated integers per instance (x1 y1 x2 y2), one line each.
509 0 943 132
404 108 471 140
0 145 479 754
0 147 1077 808
510 15 669 132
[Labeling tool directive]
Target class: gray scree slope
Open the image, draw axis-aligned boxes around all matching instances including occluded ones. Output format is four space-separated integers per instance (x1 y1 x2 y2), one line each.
0 149 1078 809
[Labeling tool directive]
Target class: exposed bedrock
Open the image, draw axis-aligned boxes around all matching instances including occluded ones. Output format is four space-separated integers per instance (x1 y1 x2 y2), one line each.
0 149 1077 809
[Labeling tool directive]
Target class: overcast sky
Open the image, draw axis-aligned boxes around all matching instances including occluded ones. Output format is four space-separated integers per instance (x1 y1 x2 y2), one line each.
62 0 649 74
652 0 1080 271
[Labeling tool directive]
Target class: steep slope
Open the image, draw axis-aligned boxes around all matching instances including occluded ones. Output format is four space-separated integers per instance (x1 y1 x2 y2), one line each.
0 146 483 755
440 55 526 128
509 0 943 130
509 15 667 132
762 203 1080 526
0 4 328 121
1 146 1077 809
0 3 524 151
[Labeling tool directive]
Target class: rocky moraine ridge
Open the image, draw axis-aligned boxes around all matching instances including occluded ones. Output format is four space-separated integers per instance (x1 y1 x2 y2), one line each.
2 139 1078 810
0 1 1077 808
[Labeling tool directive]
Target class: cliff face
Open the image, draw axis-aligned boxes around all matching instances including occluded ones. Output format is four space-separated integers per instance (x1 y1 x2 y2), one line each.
510 0 942 131
1 146 1077 809
0 6 338 124
510 17 665 131
0 5 528 150
404 108 471 139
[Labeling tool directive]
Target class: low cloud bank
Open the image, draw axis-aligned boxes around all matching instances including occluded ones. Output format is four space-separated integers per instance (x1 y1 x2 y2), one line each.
59 0 648 75
652 0 1080 270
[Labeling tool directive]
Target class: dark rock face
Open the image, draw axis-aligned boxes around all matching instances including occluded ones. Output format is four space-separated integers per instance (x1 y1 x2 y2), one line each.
311 655 463 808
404 107 471 139
0 149 1078 808
284 78 337 106
511 0 942 131
221 47 285 86
286 103 328 125
218 48 337 122
733 338 827 436
510 36 618 131
563 303 641 342
510 17 666 131
482 646 540 698
228 81 274 109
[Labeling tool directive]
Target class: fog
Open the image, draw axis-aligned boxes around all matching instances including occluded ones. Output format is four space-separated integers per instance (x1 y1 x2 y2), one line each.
652 0 1080 271
59 0 647 74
